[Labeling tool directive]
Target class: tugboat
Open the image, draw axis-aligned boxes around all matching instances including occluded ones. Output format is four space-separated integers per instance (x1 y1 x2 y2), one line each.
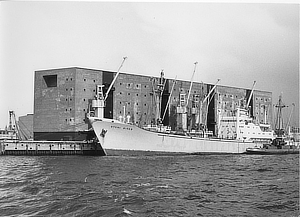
246 94 299 155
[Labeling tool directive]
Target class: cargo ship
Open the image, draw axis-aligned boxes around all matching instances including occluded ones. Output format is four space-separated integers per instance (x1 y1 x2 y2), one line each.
88 58 275 155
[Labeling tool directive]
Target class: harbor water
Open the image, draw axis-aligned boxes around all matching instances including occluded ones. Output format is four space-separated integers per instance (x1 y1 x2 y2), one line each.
0 154 298 216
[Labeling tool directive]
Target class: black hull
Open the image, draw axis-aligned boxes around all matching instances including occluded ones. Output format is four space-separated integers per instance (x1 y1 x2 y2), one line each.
246 148 299 155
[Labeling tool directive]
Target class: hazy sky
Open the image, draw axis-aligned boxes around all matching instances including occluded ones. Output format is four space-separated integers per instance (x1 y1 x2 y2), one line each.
0 1 299 128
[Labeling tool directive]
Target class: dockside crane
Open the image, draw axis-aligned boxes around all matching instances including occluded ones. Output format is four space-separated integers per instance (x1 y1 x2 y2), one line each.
177 62 198 131
91 57 127 119
198 79 220 131
8 110 22 140
246 81 256 113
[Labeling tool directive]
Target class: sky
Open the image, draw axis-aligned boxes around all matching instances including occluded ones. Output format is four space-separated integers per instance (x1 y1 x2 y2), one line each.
0 1 299 129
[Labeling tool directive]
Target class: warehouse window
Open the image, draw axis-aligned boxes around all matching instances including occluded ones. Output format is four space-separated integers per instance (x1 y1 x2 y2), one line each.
43 75 57 87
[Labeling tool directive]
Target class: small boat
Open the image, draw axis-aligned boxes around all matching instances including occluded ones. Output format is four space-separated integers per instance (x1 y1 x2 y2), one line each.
246 137 299 155
246 94 300 155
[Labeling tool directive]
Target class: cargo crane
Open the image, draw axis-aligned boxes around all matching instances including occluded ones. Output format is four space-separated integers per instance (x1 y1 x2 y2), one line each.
176 62 198 131
198 79 220 134
8 111 22 140
91 57 127 119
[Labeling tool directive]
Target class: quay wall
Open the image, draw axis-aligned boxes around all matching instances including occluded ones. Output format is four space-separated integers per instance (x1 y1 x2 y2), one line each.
0 140 105 156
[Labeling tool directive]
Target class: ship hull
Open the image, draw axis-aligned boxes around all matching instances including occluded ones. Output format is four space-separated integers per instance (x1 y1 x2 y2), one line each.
246 147 299 155
90 118 258 155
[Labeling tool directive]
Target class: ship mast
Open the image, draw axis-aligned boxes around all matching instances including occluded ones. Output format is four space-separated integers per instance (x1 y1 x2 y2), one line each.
92 57 127 118
155 70 166 125
274 93 286 137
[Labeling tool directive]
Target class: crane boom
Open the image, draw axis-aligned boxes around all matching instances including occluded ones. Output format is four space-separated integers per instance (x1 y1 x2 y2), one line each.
246 81 256 109
162 76 177 121
186 62 198 107
104 57 127 101
202 79 220 104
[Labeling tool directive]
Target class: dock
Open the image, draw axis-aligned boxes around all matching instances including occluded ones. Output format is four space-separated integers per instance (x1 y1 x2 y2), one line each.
0 140 106 156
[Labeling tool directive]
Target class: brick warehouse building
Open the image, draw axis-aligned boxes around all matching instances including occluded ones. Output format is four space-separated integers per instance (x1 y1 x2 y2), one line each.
33 67 272 141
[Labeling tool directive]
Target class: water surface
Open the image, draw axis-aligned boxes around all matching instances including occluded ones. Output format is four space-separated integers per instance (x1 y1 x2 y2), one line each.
0 154 298 216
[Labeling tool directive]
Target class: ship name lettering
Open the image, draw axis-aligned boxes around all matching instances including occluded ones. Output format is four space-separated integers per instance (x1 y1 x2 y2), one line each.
122 127 133 131
111 126 121 129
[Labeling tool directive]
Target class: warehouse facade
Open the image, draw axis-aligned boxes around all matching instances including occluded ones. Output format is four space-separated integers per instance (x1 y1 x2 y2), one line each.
33 67 272 141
